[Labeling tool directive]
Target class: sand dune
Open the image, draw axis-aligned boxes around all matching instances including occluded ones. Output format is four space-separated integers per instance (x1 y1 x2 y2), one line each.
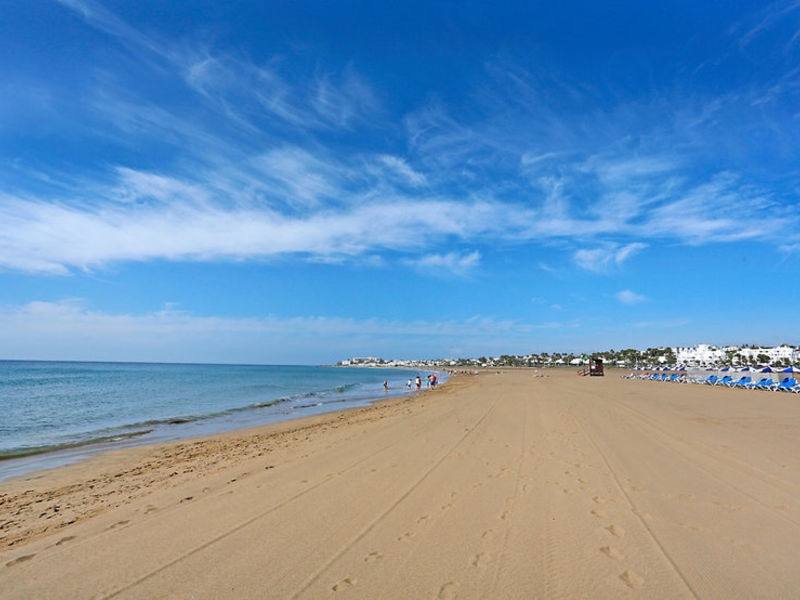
2 370 800 598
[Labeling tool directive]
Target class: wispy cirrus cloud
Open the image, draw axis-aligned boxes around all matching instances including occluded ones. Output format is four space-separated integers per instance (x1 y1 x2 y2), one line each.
574 243 647 273
2 0 797 281
404 250 481 276
58 0 379 134
615 290 648 305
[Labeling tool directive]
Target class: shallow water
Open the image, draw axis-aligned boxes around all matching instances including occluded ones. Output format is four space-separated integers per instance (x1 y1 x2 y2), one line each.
0 361 439 480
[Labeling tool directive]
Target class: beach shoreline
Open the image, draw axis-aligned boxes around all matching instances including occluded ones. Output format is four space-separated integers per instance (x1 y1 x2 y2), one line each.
0 362 446 483
0 374 466 552
3 369 799 599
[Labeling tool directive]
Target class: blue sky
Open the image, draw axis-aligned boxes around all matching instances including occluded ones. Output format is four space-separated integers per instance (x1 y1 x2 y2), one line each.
1 0 799 363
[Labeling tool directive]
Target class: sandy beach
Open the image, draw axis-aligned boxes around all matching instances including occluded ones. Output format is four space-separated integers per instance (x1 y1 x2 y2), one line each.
2 369 800 598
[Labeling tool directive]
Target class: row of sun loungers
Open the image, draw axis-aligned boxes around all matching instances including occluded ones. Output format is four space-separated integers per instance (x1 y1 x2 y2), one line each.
623 372 800 392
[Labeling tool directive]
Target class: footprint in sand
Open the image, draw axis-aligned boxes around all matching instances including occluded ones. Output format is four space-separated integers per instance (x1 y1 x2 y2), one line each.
144 505 158 514
364 552 383 562
482 529 496 539
593 496 614 505
332 577 357 591
591 509 607 519
417 515 430 524
56 536 76 545
731 540 763 553
679 523 709 533
606 525 625 538
671 493 694 502
600 546 623 560
6 554 35 567
619 570 644 589
472 552 491 568
108 520 130 530
562 489 575 496
713 501 743 512
397 532 416 542
437 581 458 599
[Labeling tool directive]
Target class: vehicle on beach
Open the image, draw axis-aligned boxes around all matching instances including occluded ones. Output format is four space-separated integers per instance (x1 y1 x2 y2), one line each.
589 358 604 376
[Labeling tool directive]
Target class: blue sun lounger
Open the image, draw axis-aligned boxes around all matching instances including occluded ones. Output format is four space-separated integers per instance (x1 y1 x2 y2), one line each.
728 376 752 388
744 378 768 389
754 378 775 390
772 378 797 391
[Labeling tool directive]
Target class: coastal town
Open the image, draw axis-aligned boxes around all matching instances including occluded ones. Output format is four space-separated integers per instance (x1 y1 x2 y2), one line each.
338 343 800 369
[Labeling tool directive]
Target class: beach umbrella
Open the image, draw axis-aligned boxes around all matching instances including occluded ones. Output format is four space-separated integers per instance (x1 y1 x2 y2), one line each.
740 367 751 371
782 366 798 373
721 367 730 372
760 367 773 373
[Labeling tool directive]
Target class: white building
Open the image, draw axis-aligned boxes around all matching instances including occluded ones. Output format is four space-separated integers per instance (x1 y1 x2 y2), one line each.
673 344 726 365
673 344 798 365
736 345 798 364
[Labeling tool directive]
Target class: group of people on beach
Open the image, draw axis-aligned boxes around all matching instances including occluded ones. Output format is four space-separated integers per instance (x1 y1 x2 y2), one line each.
384 373 439 393
404 374 437 390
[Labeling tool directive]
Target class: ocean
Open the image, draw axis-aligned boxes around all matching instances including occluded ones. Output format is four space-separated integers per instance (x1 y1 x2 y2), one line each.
0 361 440 481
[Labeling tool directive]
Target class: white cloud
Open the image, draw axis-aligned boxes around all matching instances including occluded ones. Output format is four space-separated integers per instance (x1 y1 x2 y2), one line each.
377 155 427 186
404 250 481 276
537 262 556 273
615 290 648 305
581 155 677 184
574 243 646 273
5 5 800 279
0 300 563 363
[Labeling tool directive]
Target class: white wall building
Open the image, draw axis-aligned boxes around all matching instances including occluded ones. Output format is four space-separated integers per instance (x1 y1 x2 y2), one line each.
736 345 797 364
673 344 726 365
673 344 798 365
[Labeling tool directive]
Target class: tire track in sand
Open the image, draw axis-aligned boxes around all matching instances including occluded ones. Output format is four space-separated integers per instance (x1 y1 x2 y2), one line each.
288 400 499 599
570 409 700 599
102 402 471 600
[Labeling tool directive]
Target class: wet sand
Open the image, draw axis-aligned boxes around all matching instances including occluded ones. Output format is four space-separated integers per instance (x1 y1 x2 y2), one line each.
2 369 800 598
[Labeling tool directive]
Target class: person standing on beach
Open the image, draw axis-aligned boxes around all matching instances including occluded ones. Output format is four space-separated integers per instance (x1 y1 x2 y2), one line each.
415 376 421 390
407 379 412 390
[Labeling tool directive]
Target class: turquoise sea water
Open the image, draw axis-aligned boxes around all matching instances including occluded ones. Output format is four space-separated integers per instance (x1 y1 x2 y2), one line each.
0 361 439 480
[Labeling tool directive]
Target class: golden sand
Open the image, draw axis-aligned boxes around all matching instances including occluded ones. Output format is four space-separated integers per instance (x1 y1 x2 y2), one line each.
2 370 800 598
